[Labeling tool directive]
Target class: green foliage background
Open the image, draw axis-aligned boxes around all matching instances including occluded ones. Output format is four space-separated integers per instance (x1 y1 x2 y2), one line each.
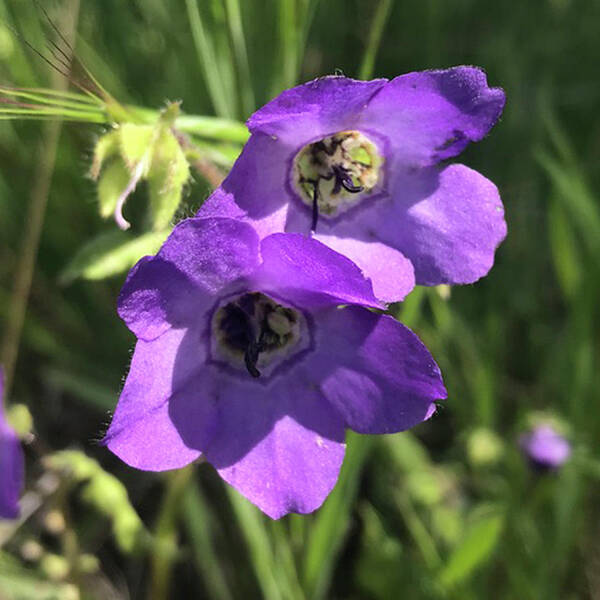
1 0 600 598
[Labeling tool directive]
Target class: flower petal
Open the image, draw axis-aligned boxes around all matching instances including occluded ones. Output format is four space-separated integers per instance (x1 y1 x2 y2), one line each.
199 135 289 230
104 328 208 470
0 427 23 519
118 218 261 340
361 66 505 167
0 368 23 519
248 76 386 146
157 217 261 295
376 163 506 285
256 233 384 309
199 379 346 519
118 256 199 341
312 234 415 303
312 306 446 434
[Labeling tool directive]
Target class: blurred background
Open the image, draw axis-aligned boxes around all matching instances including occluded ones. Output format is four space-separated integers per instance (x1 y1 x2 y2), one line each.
1 0 600 598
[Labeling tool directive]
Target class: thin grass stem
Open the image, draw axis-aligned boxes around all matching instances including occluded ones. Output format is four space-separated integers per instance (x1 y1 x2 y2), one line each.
224 0 255 116
185 0 235 118
358 0 394 80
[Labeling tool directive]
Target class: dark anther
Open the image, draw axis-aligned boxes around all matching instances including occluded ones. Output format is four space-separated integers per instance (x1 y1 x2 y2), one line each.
219 293 297 379
331 165 363 195
220 301 263 378
340 175 363 193
244 340 262 378
311 179 320 232
243 326 270 378
220 305 253 352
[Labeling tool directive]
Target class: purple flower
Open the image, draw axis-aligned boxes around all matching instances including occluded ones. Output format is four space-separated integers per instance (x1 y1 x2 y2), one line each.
104 217 446 518
0 367 24 519
199 66 506 303
520 424 571 470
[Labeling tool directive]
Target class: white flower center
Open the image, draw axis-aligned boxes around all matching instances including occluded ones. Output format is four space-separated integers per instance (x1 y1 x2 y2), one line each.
291 130 384 224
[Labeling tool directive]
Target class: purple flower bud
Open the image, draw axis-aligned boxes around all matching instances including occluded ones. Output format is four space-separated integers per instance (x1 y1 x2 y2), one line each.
0 367 24 519
520 424 571 470
198 67 506 303
104 217 447 518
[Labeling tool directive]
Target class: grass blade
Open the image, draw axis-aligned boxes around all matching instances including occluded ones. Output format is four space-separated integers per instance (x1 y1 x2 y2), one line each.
358 0 393 80
182 481 233 600
185 0 236 118
225 487 284 600
302 433 375 600
224 0 255 116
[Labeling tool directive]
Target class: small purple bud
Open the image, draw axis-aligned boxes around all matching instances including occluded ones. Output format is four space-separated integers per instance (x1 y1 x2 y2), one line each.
520 424 571 471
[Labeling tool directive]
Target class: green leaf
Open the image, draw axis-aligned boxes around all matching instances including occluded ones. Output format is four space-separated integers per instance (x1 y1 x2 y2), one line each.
60 229 170 283
97 159 132 218
438 508 505 588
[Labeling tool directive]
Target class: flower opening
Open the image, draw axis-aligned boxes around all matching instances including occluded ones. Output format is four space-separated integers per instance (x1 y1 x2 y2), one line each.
212 292 308 378
291 130 384 227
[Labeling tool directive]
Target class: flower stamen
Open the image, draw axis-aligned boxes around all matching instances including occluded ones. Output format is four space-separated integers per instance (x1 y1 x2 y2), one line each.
213 292 307 378
292 130 383 222
310 179 320 232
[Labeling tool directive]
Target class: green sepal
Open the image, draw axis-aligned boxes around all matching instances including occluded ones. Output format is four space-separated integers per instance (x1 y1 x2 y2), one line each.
118 123 155 171
148 128 190 230
97 159 131 218
90 129 120 180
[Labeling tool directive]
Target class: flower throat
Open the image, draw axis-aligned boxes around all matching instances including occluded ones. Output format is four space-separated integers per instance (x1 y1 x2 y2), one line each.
292 130 383 230
212 292 305 378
